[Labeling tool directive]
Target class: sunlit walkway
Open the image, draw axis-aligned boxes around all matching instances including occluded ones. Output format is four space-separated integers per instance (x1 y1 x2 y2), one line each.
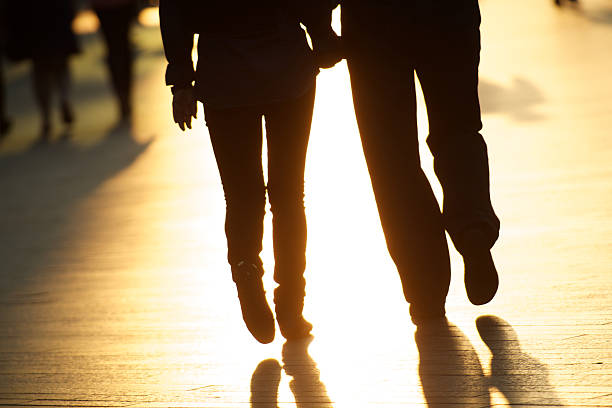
1 0 611 406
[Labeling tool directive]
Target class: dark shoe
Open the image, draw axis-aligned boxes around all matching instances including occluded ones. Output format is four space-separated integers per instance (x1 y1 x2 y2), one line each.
461 229 499 305
274 284 312 340
277 312 312 340
409 302 446 326
232 261 275 344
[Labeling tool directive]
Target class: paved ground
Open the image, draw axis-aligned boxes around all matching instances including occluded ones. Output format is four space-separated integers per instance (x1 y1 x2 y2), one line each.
1 1 611 407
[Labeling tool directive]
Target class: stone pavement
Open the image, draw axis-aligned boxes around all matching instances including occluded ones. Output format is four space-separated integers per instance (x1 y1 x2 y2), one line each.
1 1 611 406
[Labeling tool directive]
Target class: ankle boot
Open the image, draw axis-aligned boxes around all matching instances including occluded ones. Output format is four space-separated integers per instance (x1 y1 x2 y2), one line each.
274 286 312 340
232 261 275 344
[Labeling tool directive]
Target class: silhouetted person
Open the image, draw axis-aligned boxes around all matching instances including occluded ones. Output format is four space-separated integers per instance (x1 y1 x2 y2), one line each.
5 1 78 142
91 0 138 123
159 0 341 343
339 0 501 324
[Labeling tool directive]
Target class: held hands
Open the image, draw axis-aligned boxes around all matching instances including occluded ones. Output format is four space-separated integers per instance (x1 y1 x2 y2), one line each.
172 87 197 131
313 32 344 69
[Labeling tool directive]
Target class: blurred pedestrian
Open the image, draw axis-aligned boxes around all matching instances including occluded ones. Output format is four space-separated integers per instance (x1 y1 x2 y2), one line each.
91 0 139 124
160 0 340 344
5 1 79 142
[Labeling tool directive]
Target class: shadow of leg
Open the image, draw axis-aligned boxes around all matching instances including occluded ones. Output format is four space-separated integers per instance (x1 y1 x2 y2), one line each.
415 319 490 407
476 315 565 406
250 359 282 408
282 336 333 408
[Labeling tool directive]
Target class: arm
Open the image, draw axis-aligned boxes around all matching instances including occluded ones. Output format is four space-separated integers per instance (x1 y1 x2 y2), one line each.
159 0 196 89
159 0 197 130
289 0 343 68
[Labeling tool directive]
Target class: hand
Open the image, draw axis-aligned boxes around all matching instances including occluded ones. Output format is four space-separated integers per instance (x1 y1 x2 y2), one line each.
172 87 197 131
314 33 344 69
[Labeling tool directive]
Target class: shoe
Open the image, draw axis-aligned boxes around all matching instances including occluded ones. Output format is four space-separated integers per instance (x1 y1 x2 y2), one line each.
277 311 312 340
232 261 275 344
409 302 446 326
274 284 312 340
461 229 499 305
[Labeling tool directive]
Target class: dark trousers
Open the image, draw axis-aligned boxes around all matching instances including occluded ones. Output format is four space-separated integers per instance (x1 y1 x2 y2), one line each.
344 16 500 306
94 3 136 115
204 86 316 299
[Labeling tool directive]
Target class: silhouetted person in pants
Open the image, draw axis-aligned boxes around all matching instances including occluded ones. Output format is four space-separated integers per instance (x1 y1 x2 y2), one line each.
160 0 340 343
92 0 138 123
339 0 500 324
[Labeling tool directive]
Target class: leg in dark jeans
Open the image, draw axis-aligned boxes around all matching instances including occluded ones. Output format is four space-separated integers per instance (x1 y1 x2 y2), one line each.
415 26 500 306
204 87 315 340
347 49 451 316
416 27 500 254
264 86 315 338
204 103 273 343
204 105 266 268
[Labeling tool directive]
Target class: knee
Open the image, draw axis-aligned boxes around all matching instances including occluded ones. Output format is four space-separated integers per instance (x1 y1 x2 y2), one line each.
267 183 305 214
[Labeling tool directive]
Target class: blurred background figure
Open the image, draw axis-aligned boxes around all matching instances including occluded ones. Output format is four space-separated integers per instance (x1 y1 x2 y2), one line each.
5 1 79 142
91 0 139 124
0 0 13 137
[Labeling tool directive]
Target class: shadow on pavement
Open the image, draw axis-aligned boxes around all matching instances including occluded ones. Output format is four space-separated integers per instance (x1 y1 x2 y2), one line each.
250 336 333 408
479 77 545 122
251 359 282 408
476 315 565 406
415 319 490 407
0 125 152 298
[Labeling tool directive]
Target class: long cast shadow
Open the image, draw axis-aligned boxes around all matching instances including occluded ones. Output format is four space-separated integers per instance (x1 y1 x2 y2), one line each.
415 319 490 407
0 126 152 301
476 315 565 406
250 336 333 408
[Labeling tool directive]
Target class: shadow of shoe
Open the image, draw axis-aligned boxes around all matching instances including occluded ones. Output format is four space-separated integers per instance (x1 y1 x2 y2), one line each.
476 315 565 406
282 336 333 408
415 319 490 408
250 359 282 408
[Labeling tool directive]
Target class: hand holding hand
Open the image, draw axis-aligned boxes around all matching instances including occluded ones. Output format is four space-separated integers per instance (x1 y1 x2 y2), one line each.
314 32 344 69
172 87 197 131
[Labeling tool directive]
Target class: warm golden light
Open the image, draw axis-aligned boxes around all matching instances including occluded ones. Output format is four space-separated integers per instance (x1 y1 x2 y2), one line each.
138 6 160 28
72 9 100 35
2 1 612 406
